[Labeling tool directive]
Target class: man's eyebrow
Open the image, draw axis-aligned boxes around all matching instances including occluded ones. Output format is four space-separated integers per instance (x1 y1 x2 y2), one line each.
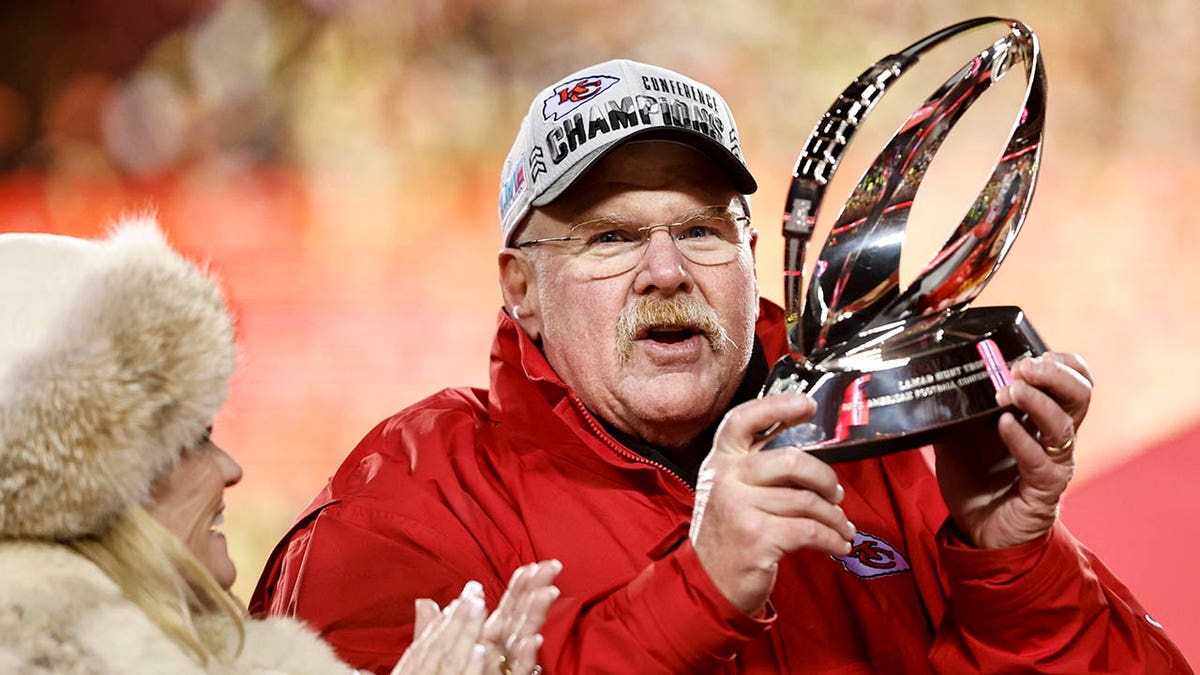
571 206 735 228
568 213 639 228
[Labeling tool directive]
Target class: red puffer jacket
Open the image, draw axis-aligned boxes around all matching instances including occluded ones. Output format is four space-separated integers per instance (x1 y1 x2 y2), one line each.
250 300 1190 674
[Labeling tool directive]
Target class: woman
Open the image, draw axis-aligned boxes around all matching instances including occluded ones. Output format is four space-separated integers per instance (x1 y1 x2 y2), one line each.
0 219 557 674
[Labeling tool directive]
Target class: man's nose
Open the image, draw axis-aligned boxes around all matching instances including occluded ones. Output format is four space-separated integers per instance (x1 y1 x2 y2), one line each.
634 228 693 295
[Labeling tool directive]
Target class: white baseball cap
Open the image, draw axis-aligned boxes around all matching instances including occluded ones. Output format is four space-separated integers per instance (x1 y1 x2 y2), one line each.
498 59 757 245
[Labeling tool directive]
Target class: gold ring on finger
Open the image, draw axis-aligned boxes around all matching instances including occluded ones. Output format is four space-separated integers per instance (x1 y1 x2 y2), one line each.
1037 431 1075 457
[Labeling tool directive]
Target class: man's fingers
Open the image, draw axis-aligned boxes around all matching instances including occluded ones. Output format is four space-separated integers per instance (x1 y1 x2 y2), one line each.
996 410 1066 463
739 446 843 504
713 394 816 454
749 484 856 542
1005 353 1092 425
1045 350 1095 386
767 514 855 558
997 411 1074 504
1003 378 1078 450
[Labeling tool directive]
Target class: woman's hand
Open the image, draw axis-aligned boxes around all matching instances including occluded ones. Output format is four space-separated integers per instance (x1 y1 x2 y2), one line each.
480 559 562 674
391 560 562 675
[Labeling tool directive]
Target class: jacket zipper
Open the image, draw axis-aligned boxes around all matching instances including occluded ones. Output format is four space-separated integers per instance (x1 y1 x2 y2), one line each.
566 391 695 496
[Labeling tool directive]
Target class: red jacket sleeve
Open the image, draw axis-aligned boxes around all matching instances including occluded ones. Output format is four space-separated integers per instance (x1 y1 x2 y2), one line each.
540 533 772 673
929 520 1193 673
253 503 483 672
253 503 771 674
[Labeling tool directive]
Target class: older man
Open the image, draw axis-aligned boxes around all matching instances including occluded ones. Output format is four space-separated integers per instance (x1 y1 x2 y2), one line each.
252 60 1189 673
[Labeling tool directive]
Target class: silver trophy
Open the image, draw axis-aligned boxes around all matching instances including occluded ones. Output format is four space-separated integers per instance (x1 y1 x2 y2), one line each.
762 18 1048 462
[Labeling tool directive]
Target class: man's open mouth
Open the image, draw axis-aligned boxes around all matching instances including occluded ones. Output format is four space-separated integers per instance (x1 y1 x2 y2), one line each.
638 324 704 344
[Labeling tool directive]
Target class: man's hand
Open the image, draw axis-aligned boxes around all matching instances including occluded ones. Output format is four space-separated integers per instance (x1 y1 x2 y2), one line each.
934 352 1094 549
690 394 857 615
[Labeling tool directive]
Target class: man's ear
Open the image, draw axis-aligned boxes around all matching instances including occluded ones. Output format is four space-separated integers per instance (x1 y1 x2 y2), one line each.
748 228 761 317
498 248 542 342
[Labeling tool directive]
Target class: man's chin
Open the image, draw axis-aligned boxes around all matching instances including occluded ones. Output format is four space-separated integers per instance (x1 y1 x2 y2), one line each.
622 372 723 421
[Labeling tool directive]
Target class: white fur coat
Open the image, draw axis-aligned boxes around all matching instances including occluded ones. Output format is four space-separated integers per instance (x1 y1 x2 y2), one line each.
0 542 358 674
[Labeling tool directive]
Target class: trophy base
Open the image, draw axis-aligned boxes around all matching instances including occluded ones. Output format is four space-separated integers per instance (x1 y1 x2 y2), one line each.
761 306 1046 463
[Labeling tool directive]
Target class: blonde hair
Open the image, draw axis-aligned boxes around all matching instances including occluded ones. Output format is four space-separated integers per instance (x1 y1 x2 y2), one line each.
68 505 245 666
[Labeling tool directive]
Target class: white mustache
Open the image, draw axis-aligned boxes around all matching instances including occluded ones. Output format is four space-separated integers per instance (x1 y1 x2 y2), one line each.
615 295 731 362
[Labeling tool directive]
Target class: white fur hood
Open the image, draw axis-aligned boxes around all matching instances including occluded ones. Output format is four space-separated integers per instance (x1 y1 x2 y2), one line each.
0 219 235 539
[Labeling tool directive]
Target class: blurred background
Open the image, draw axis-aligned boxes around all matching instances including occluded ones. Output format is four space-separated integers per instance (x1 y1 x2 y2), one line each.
1 0 1195 661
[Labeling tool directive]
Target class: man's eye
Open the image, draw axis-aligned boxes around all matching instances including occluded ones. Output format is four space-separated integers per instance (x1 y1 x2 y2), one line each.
586 228 636 245
678 215 735 240
678 224 717 240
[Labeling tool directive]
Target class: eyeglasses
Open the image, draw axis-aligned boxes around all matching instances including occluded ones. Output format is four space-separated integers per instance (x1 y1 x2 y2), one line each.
514 205 751 278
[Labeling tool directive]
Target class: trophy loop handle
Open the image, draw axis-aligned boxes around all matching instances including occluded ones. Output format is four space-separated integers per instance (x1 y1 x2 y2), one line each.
782 17 1044 358
866 26 1044 331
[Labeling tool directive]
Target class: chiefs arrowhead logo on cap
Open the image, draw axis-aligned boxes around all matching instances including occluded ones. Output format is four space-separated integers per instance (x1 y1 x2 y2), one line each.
542 74 620 121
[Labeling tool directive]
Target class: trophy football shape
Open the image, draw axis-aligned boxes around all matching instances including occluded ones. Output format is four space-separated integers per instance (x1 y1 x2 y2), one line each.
761 18 1049 462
